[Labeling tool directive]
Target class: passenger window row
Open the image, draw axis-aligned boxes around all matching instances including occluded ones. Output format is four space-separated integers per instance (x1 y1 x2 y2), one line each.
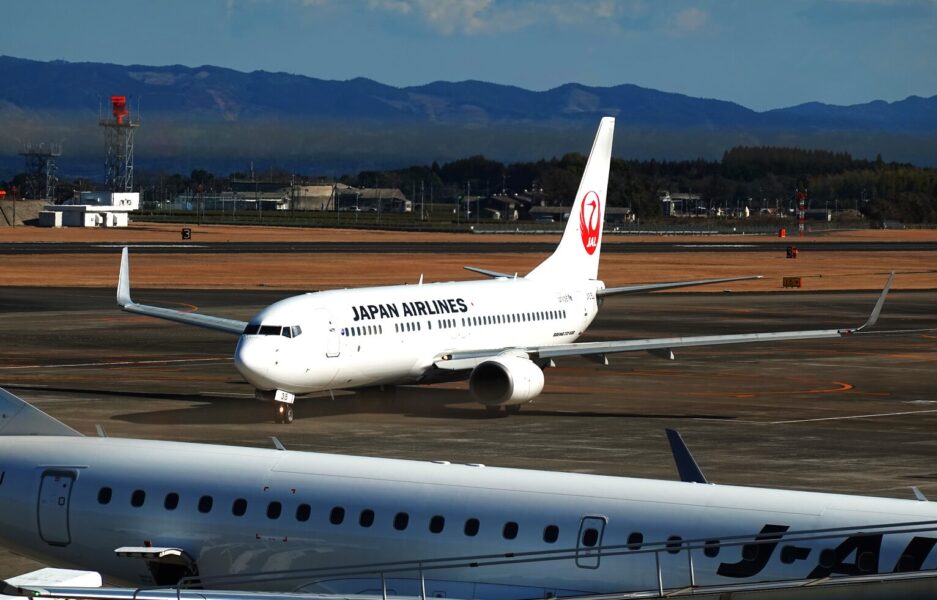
343 324 383 337
243 324 303 338
99 487 686 554
394 321 422 333
97 486 574 544
462 309 566 328
340 310 569 337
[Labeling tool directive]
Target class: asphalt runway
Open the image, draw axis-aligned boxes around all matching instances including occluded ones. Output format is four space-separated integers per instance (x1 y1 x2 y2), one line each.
2 241 937 254
0 286 936 576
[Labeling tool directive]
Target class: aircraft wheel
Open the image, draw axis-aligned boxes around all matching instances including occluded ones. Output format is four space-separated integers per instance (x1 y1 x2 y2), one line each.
505 405 521 415
484 405 505 417
378 385 398 406
275 403 294 424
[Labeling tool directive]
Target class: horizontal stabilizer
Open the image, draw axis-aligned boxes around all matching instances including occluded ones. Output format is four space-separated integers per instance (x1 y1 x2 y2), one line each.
598 275 763 297
666 429 708 484
464 266 513 279
0 388 81 437
118 248 247 335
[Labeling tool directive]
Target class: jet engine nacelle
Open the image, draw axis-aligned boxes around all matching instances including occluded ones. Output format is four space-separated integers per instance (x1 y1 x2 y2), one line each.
469 354 544 406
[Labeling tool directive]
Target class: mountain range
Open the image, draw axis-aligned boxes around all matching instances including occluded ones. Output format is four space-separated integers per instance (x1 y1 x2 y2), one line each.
1 55 935 177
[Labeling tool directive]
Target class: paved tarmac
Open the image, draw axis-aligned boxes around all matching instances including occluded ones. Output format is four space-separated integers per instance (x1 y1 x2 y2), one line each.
0 286 936 576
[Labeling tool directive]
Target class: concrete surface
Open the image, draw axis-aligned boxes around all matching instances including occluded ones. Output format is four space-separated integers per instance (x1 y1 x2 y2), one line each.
1 286 935 577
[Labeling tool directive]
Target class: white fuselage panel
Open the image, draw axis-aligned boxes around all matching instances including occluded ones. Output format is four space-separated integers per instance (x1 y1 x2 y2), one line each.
2 437 936 595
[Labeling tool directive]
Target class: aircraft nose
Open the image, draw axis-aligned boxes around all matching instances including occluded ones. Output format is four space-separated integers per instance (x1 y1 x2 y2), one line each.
234 336 274 389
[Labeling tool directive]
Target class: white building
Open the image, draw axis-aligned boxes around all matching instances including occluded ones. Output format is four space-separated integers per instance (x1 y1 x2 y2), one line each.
38 192 139 228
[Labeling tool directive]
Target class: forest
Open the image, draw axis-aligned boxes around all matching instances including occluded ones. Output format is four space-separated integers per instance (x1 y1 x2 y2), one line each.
3 147 936 223
339 147 937 223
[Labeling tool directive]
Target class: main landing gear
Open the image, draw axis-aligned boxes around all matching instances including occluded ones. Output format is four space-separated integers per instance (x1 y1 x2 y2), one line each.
484 404 522 417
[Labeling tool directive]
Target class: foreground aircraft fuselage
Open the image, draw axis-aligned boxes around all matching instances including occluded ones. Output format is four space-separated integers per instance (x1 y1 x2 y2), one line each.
1 390 937 597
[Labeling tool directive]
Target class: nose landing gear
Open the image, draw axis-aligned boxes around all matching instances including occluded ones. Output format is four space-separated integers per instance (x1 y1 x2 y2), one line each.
275 403 294 424
256 389 297 424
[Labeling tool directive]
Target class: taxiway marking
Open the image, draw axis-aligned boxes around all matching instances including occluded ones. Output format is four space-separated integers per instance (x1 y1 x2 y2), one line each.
770 408 937 424
0 357 230 370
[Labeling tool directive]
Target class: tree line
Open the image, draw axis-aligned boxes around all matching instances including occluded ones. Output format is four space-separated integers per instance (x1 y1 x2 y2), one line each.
338 147 937 223
3 147 936 223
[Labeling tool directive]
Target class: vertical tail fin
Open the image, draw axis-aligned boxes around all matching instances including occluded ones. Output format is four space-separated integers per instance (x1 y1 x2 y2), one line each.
527 117 615 282
0 388 82 436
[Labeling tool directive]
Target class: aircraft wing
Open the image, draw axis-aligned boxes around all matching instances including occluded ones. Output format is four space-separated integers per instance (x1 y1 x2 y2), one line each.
597 275 763 297
436 273 894 369
117 248 247 335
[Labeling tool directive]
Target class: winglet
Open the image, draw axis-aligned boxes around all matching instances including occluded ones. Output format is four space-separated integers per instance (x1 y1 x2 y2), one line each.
665 429 708 484
855 272 894 332
117 247 132 307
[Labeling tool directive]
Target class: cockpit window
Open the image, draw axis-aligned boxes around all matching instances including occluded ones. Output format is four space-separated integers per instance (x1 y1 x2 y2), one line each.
244 324 303 337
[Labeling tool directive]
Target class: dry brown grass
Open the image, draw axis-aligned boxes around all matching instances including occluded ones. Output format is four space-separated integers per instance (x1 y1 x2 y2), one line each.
2 221 937 244
1 249 934 292
2 222 936 291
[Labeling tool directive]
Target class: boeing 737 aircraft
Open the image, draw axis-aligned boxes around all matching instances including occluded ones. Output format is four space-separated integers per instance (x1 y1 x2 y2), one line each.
117 118 893 423
2 388 937 598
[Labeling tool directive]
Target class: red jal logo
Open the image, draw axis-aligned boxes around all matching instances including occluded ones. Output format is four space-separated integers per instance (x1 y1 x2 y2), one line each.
579 191 601 255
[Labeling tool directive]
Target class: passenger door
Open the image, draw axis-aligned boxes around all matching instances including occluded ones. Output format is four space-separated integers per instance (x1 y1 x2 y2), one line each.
313 309 341 358
37 470 76 546
576 515 607 569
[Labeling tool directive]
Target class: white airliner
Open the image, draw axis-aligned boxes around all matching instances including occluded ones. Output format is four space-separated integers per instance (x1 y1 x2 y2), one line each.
2 388 937 598
117 118 892 423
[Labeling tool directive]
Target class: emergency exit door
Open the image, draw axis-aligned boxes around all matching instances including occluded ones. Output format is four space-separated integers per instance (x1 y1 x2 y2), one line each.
37 470 76 546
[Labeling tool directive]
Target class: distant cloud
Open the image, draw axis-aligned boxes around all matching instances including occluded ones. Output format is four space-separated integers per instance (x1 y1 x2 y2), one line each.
673 7 708 34
366 0 412 14
799 0 936 23
364 0 502 34
363 0 648 35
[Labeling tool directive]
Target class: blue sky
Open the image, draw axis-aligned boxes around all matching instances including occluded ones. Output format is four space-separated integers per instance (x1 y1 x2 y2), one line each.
1 0 935 110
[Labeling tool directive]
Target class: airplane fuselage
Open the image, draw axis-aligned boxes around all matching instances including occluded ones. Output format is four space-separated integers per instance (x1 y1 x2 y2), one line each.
233 277 603 395
2 436 937 596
